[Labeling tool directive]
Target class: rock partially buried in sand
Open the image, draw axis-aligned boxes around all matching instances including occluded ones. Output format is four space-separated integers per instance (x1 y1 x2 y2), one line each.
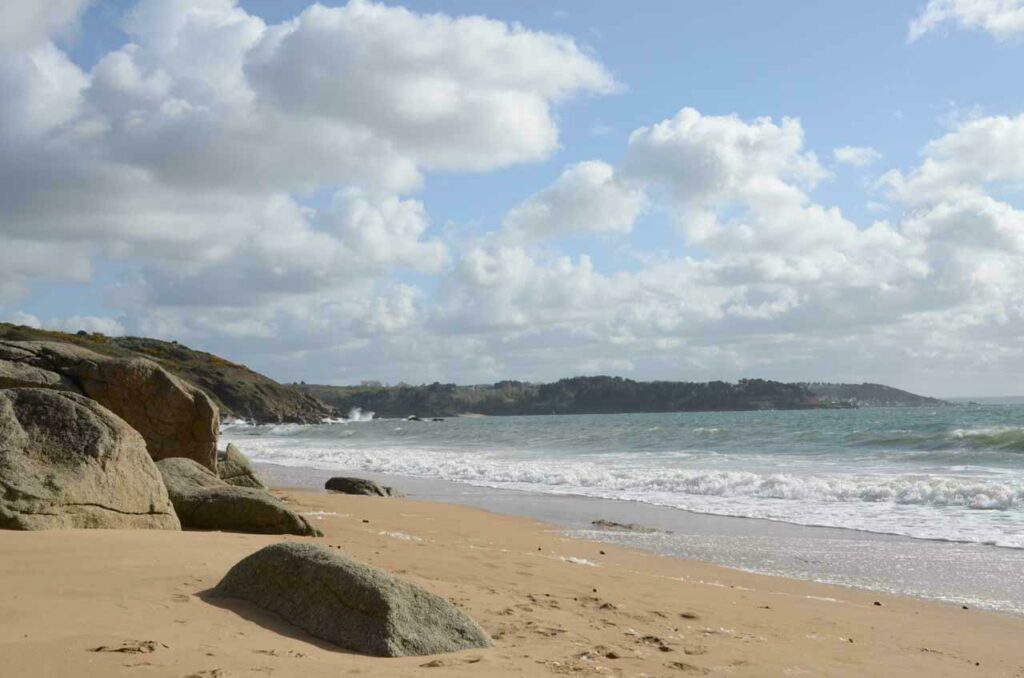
212 542 492 657
217 443 267 489
0 388 180 530
0 340 219 471
325 476 401 497
156 458 320 536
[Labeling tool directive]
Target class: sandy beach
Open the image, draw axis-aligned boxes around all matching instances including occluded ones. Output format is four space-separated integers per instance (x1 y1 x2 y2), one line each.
0 489 1021 678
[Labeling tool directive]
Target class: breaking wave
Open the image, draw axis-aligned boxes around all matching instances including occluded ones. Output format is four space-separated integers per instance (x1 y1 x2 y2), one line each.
230 439 1023 512
853 426 1024 453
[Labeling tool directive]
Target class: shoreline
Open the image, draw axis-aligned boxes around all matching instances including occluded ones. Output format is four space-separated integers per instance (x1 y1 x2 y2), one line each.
253 461 1024 617
2 487 1023 677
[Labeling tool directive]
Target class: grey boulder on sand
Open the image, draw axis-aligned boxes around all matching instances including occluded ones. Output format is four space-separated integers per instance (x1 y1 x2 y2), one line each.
156 457 320 536
212 542 492 657
0 340 219 471
217 443 267 489
0 388 180 530
324 476 401 497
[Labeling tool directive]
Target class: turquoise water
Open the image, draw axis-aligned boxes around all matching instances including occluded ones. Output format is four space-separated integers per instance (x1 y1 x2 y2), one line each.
223 405 1024 548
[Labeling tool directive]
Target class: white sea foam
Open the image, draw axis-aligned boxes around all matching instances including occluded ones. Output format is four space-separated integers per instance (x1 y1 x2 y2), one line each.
223 432 1024 548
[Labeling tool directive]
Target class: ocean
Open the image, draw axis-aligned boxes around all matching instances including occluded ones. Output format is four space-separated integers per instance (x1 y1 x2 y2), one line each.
222 405 1024 614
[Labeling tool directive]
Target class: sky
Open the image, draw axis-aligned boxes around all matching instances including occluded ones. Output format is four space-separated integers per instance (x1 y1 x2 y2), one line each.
1 0 1023 397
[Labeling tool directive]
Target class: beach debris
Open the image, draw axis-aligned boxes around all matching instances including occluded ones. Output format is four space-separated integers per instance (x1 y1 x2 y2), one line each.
873 601 883 606
420 656 483 668
559 556 598 567
254 649 306 658
212 542 492 657
590 519 658 533
378 530 423 542
89 640 166 654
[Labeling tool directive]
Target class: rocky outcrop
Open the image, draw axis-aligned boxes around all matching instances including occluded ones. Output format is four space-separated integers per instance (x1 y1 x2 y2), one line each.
217 443 266 489
212 542 492 657
0 358 81 392
0 388 180 530
0 324 337 424
0 340 219 470
156 458 319 536
325 476 400 497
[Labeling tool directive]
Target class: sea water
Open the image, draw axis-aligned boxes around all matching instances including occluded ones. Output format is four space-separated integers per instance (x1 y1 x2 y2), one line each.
222 405 1024 613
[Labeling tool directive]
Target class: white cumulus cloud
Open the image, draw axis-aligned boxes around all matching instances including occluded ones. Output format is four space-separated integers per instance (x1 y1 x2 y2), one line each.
909 0 1024 41
501 161 647 240
834 145 882 167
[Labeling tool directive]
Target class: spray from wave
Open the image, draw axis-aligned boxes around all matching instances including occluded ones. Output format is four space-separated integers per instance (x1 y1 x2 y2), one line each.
346 407 376 422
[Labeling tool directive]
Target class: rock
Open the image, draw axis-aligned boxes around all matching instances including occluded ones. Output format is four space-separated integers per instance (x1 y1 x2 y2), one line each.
0 359 81 392
324 476 400 497
0 325 338 425
0 340 219 470
212 542 491 657
0 388 180 530
156 458 320 536
216 443 266 489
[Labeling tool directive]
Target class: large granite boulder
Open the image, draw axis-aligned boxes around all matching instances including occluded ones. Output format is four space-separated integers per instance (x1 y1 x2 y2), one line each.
0 340 219 470
217 443 266 489
325 476 400 497
212 542 492 657
0 359 80 392
156 458 319 536
0 388 180 530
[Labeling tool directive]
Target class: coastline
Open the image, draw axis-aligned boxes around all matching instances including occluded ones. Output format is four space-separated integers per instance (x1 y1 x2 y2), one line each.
254 461 1024 617
2 488 1022 677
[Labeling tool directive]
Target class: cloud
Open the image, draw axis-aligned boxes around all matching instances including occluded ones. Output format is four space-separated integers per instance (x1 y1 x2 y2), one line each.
245 0 617 173
501 161 647 240
0 0 91 50
833 145 882 167
3 2 1024 395
0 0 613 318
909 0 1024 42
880 113 1024 205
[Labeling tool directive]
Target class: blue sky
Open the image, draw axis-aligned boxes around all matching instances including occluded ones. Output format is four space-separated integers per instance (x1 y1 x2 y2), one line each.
2 0 1024 396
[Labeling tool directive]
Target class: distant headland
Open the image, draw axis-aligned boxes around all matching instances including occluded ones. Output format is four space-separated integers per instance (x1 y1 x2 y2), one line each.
0 323 949 424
